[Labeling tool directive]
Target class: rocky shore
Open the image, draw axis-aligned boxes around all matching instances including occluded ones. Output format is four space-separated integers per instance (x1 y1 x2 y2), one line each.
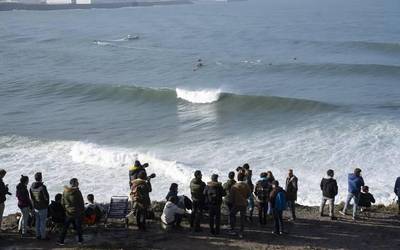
0 202 399 249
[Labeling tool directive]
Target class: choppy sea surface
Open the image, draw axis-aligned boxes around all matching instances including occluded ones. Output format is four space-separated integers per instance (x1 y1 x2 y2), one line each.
1 0 400 213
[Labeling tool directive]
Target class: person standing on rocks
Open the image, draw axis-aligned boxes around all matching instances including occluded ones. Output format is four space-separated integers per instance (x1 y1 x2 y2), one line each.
130 171 152 231
285 169 298 221
16 175 32 237
270 180 287 235
229 172 251 238
30 172 50 240
319 169 338 220
395 177 400 215
340 168 364 220
190 170 206 232
204 174 226 235
0 169 12 233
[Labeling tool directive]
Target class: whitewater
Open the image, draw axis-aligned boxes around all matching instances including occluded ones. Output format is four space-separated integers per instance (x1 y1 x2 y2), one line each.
1 0 400 213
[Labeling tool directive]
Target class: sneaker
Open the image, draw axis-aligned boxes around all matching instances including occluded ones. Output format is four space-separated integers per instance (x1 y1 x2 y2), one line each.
339 211 346 216
272 231 280 235
56 241 65 246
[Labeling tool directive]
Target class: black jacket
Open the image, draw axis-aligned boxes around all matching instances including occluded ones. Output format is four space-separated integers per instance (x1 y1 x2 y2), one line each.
30 182 50 210
358 193 375 207
320 177 338 199
0 179 11 204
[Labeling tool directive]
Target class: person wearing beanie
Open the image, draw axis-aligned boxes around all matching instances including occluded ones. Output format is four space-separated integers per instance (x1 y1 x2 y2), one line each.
30 172 50 240
320 169 338 220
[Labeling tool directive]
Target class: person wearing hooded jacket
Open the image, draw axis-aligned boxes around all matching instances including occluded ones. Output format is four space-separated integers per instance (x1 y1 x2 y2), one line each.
204 174 226 235
57 178 84 245
130 171 152 231
319 169 338 220
0 169 12 233
16 175 32 237
340 168 364 220
190 170 206 232
161 196 185 228
270 180 287 235
229 172 251 238
30 172 50 240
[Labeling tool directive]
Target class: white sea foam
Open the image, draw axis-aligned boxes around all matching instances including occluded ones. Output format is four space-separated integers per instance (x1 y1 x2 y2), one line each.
176 88 221 104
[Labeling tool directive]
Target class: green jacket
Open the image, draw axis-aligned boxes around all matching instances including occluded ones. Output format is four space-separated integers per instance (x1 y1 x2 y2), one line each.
190 178 206 202
62 186 84 218
130 179 152 209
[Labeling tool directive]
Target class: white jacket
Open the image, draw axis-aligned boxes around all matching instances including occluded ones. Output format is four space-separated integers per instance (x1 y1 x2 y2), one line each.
161 201 185 225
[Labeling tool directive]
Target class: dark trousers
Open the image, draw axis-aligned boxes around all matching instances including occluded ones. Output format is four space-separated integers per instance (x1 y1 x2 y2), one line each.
230 206 246 234
59 216 83 243
273 210 283 233
136 208 146 230
258 202 268 225
190 200 203 231
287 200 296 220
209 205 221 234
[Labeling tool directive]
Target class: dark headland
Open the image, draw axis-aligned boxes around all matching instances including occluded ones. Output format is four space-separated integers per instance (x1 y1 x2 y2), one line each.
0 0 192 11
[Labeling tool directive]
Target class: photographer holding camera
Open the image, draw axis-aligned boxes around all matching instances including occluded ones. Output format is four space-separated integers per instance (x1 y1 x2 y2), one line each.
130 170 156 231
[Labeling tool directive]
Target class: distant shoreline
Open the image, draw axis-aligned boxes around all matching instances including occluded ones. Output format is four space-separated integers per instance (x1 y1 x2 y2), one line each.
0 0 192 11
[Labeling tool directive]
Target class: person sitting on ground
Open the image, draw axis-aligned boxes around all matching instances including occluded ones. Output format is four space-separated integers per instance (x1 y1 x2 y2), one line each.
128 160 149 186
243 164 255 222
49 193 66 228
16 175 32 237
285 169 298 221
229 172 251 238
395 177 400 215
84 194 105 225
340 168 364 220
161 196 186 229
166 183 178 201
0 169 12 233
255 172 271 225
358 186 375 213
320 169 338 220
58 178 85 245
270 180 287 235
204 174 226 235
130 171 152 231
190 170 206 232
30 172 50 240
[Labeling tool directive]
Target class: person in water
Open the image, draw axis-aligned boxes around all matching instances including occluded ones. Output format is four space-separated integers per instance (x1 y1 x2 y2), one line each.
30 172 50 240
193 59 204 71
204 174 226 235
340 168 364 220
16 175 32 237
320 169 338 220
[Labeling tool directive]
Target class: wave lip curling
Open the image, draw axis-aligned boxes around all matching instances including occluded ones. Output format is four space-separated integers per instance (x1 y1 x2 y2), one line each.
176 88 221 104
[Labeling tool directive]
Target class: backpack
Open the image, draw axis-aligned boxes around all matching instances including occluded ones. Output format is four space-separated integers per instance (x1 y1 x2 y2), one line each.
206 186 219 205
255 180 269 202
275 191 287 211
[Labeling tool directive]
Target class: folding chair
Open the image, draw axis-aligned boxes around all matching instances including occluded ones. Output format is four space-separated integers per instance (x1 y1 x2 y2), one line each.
104 196 129 228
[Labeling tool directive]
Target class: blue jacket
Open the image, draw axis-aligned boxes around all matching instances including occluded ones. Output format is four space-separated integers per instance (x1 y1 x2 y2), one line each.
395 177 400 197
348 173 364 194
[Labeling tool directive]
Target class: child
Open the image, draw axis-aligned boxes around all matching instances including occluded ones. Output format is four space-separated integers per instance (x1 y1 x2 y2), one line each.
358 186 375 216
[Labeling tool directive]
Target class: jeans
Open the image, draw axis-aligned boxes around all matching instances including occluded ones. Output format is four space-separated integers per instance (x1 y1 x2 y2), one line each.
136 208 146 230
34 208 48 239
320 197 335 217
342 193 360 218
287 200 296 220
273 209 284 233
19 207 30 234
0 202 4 230
209 205 221 234
230 206 246 234
247 196 254 220
59 216 83 243
258 202 268 225
190 200 203 231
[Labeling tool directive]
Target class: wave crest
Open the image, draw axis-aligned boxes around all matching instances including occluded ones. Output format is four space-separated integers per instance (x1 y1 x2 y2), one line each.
176 88 221 104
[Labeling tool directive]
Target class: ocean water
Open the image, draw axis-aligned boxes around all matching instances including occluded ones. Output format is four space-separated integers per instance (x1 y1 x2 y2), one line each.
1 0 400 213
